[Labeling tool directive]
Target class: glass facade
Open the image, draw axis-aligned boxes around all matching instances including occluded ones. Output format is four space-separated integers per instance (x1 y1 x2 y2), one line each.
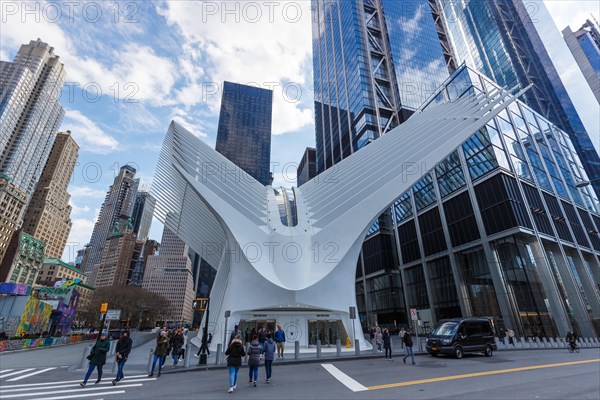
438 0 600 197
215 81 272 186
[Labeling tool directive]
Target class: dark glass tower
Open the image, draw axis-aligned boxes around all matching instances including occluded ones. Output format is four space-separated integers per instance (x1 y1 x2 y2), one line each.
311 0 454 173
215 81 273 186
438 0 600 196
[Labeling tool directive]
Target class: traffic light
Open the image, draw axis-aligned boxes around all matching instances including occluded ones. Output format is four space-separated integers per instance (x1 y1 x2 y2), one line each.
100 303 108 313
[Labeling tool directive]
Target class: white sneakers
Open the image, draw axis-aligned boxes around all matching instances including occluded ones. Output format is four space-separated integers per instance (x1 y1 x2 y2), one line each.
228 387 234 393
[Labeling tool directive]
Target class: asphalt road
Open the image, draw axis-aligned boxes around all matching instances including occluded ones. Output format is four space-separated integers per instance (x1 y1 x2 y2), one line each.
0 347 598 400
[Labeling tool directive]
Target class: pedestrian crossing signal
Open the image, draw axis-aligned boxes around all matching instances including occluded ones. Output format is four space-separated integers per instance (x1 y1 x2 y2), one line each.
100 303 108 313
193 298 208 310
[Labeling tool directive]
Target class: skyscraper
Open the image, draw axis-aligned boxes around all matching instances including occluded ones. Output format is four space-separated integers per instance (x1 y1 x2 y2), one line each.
143 220 194 324
296 147 317 186
437 0 600 196
94 217 137 288
311 0 453 173
215 81 273 185
0 39 66 268
0 39 66 198
562 20 600 103
22 131 79 259
79 165 137 286
131 191 156 241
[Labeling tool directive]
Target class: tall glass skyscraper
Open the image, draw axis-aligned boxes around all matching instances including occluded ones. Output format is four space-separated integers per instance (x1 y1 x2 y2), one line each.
562 20 600 103
311 0 453 173
215 81 273 186
437 0 600 196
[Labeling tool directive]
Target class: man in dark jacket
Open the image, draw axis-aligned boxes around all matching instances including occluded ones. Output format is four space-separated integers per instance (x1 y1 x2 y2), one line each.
170 329 184 366
81 331 110 387
402 330 415 365
229 325 240 346
113 331 132 385
225 335 246 393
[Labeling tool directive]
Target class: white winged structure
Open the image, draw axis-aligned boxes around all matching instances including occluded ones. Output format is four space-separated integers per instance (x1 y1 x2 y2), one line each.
152 85 524 349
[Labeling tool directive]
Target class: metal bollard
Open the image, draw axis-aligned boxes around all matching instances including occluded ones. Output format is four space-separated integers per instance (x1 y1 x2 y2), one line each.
80 345 93 369
147 348 154 373
355 339 360 356
294 341 300 360
372 339 378 355
215 344 223 365
336 339 341 357
184 343 192 368
316 340 322 358
112 353 119 373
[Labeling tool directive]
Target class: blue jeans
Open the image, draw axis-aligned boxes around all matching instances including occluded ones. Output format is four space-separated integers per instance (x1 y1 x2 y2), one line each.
264 359 273 379
116 359 127 381
172 354 179 365
83 363 103 384
248 365 259 382
228 366 240 387
150 355 164 374
403 346 415 363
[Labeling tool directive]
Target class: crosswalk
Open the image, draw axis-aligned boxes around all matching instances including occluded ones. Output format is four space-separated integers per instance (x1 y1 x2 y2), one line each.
0 371 155 400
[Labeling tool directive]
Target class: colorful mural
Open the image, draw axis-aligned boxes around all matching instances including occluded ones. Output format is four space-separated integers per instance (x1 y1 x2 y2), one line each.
15 298 53 335
0 283 31 295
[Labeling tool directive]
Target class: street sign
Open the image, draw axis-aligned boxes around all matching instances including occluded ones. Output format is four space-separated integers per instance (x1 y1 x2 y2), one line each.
349 306 356 319
193 298 209 310
104 309 121 321
410 308 418 321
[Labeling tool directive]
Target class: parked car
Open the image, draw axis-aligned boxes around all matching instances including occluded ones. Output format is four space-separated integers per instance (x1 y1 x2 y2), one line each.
426 318 497 359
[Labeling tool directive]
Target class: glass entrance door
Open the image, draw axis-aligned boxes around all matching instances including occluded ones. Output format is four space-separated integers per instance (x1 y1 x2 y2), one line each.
307 320 347 346
239 320 276 344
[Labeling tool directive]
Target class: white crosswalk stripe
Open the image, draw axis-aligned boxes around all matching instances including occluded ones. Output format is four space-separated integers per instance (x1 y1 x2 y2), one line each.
0 376 156 400
7 367 56 381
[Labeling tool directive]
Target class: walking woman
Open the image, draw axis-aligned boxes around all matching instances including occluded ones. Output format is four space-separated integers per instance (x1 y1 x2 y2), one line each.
383 328 392 360
375 327 383 353
225 334 246 393
80 331 110 387
113 331 132 385
148 331 170 377
246 335 262 386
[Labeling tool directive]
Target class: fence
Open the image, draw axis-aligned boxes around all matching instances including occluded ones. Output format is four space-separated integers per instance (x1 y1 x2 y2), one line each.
0 333 99 352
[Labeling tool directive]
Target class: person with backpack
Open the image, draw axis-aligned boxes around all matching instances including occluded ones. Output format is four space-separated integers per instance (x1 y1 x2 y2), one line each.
246 335 262 386
262 334 276 383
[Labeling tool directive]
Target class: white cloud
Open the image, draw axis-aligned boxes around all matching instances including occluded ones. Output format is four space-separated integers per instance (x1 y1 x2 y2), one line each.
543 0 599 31
69 186 106 198
61 109 119 153
62 217 96 262
69 199 91 215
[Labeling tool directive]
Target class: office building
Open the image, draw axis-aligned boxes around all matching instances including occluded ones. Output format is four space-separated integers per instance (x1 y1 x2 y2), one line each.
142 221 194 324
311 0 453 173
562 20 600 103
79 165 137 286
0 230 45 284
131 191 156 241
296 147 317 187
22 131 79 259
36 258 86 286
0 175 27 267
128 239 158 287
215 81 273 186
437 0 600 196
93 218 137 288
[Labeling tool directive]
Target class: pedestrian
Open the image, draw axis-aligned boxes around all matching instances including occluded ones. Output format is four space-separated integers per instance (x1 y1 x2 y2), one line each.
179 328 189 361
258 326 267 345
263 333 276 383
274 324 286 359
170 329 184 367
383 328 392 360
498 328 506 345
402 330 415 365
246 335 262 386
196 327 211 357
375 327 383 353
399 326 406 349
80 331 110 387
369 326 376 341
225 334 246 393
506 328 515 346
112 331 132 385
229 324 240 346
148 331 170 377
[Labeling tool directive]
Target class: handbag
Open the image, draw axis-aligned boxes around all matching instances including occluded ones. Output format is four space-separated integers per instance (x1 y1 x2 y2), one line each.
86 353 93 360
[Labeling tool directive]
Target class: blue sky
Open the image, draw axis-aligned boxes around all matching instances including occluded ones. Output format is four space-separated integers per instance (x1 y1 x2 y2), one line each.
1 0 598 263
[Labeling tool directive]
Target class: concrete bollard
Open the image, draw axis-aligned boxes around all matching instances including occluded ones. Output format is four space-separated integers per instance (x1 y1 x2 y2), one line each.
184 343 192 368
316 340 322 358
80 344 93 369
147 348 154 373
110 339 117 355
372 339 378 355
216 344 223 364
112 354 119 373
355 339 360 356
294 341 300 360
336 339 341 357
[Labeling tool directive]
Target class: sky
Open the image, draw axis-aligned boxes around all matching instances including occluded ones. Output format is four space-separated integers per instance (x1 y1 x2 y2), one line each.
1 0 598 263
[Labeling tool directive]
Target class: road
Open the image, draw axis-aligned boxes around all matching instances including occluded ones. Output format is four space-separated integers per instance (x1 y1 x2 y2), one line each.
0 347 598 399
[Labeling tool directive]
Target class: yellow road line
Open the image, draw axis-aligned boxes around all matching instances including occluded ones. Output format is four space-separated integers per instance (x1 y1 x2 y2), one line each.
368 359 600 390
